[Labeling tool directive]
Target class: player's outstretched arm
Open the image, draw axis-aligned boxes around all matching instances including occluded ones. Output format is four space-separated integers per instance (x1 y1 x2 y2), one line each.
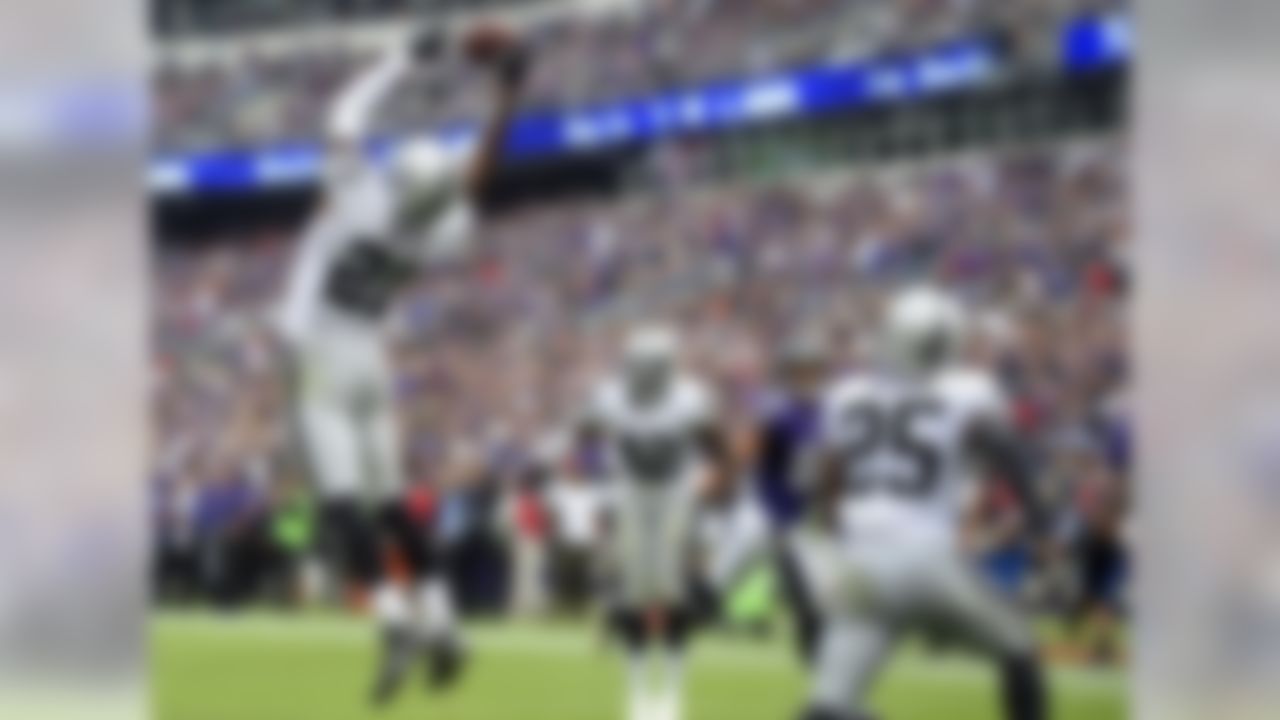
325 45 411 164
461 24 529 205
323 28 452 179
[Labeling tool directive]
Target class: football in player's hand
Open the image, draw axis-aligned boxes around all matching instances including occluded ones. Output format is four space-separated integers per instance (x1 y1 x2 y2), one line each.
462 21 517 63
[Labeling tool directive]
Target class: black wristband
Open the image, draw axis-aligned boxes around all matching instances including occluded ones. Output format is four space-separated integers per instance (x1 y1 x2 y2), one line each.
496 44 530 88
411 28 447 63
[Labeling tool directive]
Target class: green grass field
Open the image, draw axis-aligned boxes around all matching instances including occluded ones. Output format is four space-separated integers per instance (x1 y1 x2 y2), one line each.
153 612 1126 720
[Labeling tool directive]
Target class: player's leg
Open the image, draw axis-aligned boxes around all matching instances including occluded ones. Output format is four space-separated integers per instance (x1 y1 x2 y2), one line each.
363 388 467 690
777 533 824 664
313 494 415 705
798 614 895 720
610 482 663 720
650 480 699 720
297 387 386 612
610 603 655 720
784 524 853 670
653 602 697 720
377 499 465 688
297 371 416 706
930 555 1047 720
316 497 383 603
1073 529 1126 664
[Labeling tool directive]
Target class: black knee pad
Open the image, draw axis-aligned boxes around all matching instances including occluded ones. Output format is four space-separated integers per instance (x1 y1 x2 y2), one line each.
377 501 440 581
663 605 695 651
609 609 647 651
320 499 381 585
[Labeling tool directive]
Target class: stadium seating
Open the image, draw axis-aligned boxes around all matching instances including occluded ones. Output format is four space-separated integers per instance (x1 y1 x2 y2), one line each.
152 139 1129 608
153 0 1129 151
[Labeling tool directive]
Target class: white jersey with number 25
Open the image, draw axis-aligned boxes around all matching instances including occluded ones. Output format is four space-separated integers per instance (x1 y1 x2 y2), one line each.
818 366 1007 547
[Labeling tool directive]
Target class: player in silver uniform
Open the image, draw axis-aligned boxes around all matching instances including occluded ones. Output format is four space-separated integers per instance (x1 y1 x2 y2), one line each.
578 325 731 720
798 286 1051 720
274 24 527 705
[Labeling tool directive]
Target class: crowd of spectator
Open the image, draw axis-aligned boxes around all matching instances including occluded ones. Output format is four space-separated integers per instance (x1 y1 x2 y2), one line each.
152 138 1130 656
153 0 1128 152
157 0 555 38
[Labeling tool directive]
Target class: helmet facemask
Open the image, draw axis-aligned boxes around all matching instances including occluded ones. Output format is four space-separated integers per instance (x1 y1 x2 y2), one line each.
881 286 967 375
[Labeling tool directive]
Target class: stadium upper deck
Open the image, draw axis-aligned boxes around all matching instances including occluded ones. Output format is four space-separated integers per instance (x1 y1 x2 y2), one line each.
153 0 1128 153
155 0 563 38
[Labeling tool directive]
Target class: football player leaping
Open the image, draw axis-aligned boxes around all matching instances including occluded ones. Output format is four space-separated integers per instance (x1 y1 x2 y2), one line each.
274 22 527 706
799 286 1052 720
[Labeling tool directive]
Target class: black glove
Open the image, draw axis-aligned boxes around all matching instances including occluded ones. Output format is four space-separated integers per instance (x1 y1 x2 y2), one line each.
495 43 531 90
411 28 447 63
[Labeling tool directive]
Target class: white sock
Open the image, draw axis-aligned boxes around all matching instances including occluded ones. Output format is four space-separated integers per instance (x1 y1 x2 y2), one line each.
372 582 410 630
658 651 685 720
626 650 652 720
416 578 457 644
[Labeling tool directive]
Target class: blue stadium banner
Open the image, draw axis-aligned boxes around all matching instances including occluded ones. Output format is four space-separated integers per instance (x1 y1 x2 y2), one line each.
1061 13 1133 71
150 12 1131 195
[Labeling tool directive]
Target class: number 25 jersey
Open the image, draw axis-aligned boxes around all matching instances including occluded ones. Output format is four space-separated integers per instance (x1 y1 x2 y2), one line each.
818 366 1007 542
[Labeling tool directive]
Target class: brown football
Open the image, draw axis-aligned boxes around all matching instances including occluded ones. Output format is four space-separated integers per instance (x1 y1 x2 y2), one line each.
463 21 516 62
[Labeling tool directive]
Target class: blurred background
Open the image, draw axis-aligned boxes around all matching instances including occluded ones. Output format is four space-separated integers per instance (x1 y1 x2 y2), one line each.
148 1 1131 718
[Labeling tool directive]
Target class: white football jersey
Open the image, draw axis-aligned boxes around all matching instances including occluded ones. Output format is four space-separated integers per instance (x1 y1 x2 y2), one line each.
276 159 475 345
586 372 718 487
818 365 1007 542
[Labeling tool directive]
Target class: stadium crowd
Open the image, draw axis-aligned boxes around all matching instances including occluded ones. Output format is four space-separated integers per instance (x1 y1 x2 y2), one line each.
154 0 1128 151
152 139 1130 660
157 0 558 37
